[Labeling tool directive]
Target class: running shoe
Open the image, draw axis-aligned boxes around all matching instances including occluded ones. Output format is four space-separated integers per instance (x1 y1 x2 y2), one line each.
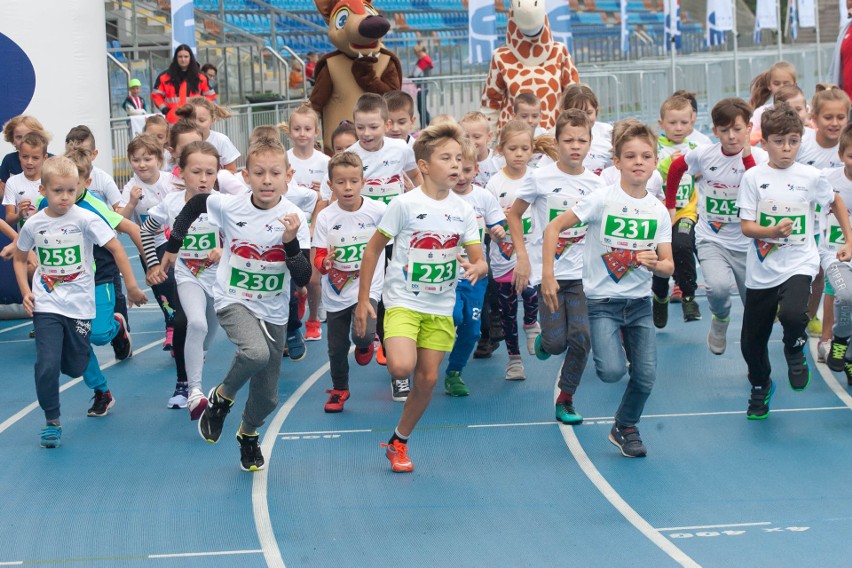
747 380 775 420
473 337 496 359
681 297 701 322
828 339 848 372
555 400 583 425
807 316 823 337
354 343 374 366
376 342 387 366
707 315 730 355
818 339 832 365
187 387 208 421
523 322 541 355
318 304 327 323
670 284 683 303
381 440 413 472
444 371 470 396
198 385 233 443
305 319 322 341
287 330 307 361
505 356 526 380
111 313 132 360
652 295 669 329
297 292 307 321
534 334 551 361
489 316 505 343
784 347 810 391
87 389 115 417
324 389 350 413
163 325 174 351
845 363 852 386
167 382 189 409
608 424 646 457
237 429 265 471
39 424 61 448
391 377 410 402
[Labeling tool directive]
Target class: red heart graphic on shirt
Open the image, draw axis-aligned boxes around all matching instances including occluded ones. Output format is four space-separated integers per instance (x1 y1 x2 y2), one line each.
409 231 461 250
40 272 81 293
232 242 287 261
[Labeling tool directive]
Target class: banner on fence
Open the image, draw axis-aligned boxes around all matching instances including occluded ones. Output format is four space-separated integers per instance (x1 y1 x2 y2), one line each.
469 0 498 64
172 0 197 53
664 0 681 50
706 0 733 46
621 0 629 54
754 0 778 43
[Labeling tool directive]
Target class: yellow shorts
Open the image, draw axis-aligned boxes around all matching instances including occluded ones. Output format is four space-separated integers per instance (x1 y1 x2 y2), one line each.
383 306 455 352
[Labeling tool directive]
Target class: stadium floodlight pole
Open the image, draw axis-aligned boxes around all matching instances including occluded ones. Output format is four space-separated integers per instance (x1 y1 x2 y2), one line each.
815 0 822 77
776 0 783 59
732 0 740 97
671 35 677 92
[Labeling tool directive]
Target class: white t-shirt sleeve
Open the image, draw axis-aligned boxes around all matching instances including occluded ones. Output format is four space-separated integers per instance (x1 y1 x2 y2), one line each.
402 146 417 173
2 181 15 207
312 209 329 249
736 170 759 221
99 170 122 206
656 206 673 244
378 197 405 238
204 193 227 228
462 208 482 245
514 173 538 205
16 220 34 251
483 191 506 226
217 170 250 195
85 214 118 247
572 190 604 224
215 132 241 165
319 180 332 202
295 209 310 249
146 200 169 225
814 170 837 209
119 179 134 208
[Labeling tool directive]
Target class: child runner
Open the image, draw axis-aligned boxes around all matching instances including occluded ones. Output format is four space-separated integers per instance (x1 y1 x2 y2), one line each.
443 138 505 396
486 120 540 380
160 138 311 471
13 156 146 448
653 94 701 325
560 84 613 175
3 131 48 230
384 90 418 147
312 151 386 412
513 92 546 137
672 90 713 147
749 61 798 145
460 111 505 189
179 97 240 173
331 121 358 156
737 103 852 418
142 114 172 168
64 126 122 210
667 98 768 354
511 109 603 424
0 115 47 190
773 85 812 129
143 141 222 420
543 121 674 457
354 122 487 472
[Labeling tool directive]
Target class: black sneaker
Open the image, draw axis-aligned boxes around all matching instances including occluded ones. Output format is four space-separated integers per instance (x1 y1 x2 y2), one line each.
391 377 411 402
237 430 265 471
844 363 852 386
608 424 646 457
87 389 115 417
681 297 702 322
652 295 668 329
110 314 132 360
747 380 775 420
473 337 496 359
828 339 849 372
784 347 810 391
198 385 233 443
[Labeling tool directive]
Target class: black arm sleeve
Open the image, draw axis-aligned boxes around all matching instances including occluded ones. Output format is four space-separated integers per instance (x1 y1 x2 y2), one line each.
140 217 164 269
165 194 209 254
285 237 312 288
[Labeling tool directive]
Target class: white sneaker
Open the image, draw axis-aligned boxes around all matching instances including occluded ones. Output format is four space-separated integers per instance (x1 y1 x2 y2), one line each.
523 322 541 356
505 356 526 380
817 339 831 364
707 315 730 355
167 383 188 409
188 387 208 421
318 303 327 323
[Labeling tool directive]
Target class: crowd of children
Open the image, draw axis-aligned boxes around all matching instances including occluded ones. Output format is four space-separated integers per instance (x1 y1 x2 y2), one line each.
6 59 852 471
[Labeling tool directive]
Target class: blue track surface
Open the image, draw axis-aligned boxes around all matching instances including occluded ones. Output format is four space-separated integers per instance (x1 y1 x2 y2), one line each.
1 252 851 567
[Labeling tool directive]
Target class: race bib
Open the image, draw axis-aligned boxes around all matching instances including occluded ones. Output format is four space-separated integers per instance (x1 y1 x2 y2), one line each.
601 202 658 250
757 200 808 245
547 194 587 240
330 229 372 272
505 209 533 239
704 185 739 223
227 254 287 300
824 212 845 251
179 220 221 260
675 174 694 209
36 233 84 277
406 247 458 294
363 175 404 204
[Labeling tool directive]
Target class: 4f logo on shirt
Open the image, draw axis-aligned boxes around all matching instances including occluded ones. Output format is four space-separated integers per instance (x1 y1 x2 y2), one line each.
709 166 719 171
236 221 247 227
760 184 770 189
332 224 342 230
416 214 427 220
552 188 562 193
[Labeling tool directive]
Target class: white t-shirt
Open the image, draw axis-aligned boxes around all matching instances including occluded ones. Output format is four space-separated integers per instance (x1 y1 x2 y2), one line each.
206 193 310 325
688 129 713 147
312 197 386 312
685 143 769 252
572 184 672 299
2 173 40 226
217 170 250 195
120 173 173 246
288 148 330 191
205 130 241 167
517 164 606 284
378 188 480 316
475 149 505 188
321 137 417 202
146 190 220 295
818 167 852 270
486 169 533 279
284 182 318 218
17 206 115 319
737 162 834 289
89 167 122 207
600 166 665 201
455 184 505 277
584 121 614 176
796 128 843 170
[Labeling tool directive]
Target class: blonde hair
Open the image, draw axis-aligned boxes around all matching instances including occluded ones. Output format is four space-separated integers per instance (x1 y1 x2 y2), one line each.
177 96 232 121
496 120 557 161
40 155 78 188
811 83 852 117
612 120 657 159
127 134 164 166
3 115 46 144
250 125 282 145
749 61 797 109
773 84 806 105
459 138 478 163
459 111 490 128
429 114 457 127
277 103 320 138
246 137 288 169
178 141 220 170
413 122 466 163
659 95 693 119
64 147 93 179
327 151 363 179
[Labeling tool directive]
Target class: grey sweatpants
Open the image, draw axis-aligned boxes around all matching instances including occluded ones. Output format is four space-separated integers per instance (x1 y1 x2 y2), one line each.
696 240 747 320
217 303 286 433
826 261 852 338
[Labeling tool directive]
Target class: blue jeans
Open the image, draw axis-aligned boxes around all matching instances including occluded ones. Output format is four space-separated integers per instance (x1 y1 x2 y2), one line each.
81 283 120 392
587 297 656 427
446 278 488 375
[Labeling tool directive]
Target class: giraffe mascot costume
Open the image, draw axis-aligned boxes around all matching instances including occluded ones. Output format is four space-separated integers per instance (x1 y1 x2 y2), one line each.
480 0 580 132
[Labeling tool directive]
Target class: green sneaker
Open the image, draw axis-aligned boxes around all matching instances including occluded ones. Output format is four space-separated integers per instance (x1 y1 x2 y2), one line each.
444 371 470 396
534 334 551 361
555 400 583 425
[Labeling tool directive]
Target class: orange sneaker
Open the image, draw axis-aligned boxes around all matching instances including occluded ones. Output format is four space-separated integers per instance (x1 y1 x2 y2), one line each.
305 319 322 341
376 343 387 366
381 440 413 472
297 291 307 320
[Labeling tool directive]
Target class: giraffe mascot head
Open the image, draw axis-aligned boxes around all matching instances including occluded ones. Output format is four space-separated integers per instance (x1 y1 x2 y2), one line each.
480 0 580 132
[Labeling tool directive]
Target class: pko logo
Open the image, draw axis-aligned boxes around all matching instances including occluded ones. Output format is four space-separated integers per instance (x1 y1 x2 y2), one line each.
0 33 36 125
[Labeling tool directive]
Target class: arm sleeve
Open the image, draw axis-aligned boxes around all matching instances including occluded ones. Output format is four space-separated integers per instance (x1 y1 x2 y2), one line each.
743 154 757 170
141 217 164 268
665 155 689 209
151 73 167 110
314 247 329 273
285 238 312 287
165 194 208 254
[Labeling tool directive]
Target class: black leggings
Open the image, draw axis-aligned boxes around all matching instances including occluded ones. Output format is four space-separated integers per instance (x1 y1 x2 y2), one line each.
496 282 538 356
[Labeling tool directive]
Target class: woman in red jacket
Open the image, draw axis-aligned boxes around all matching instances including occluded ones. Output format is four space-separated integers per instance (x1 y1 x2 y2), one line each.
152 44 216 123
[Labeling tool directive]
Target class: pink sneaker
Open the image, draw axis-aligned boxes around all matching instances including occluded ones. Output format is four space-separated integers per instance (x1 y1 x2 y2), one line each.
163 325 174 352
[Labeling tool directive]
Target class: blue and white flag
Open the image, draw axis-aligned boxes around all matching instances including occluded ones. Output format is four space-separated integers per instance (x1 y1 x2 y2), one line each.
171 0 197 53
469 0 498 64
620 0 629 54
787 0 798 40
754 0 778 43
706 0 733 46
547 0 574 53
664 0 681 50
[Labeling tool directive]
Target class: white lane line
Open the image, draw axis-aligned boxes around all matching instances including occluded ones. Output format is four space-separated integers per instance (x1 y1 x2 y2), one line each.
149 549 263 559
280 428 373 436
0 322 31 335
809 337 852 410
468 420 554 429
656 522 771 532
553 382 701 568
0 339 162 436
253 352 345 568
0 562 23 566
